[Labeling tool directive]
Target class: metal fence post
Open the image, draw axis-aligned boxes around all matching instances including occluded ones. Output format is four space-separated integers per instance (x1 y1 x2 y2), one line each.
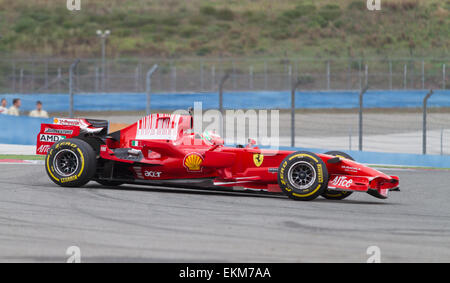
232 61 237 90
358 60 362 89
422 60 425 89
365 64 368 87
200 60 204 91
291 79 302 147
171 65 177 92
11 60 16 92
44 60 49 91
134 66 139 92
219 72 231 136
264 60 268 90
249 66 254 89
444 64 446 90
19 69 23 93
389 60 393 90
69 59 80 118
219 72 230 115
347 59 351 90
31 60 35 92
211 65 216 91
441 129 444 156
404 64 407 89
146 64 158 115
95 67 100 92
349 127 352 151
422 89 434 155
359 85 369 151
57 68 62 93
288 65 292 90
326 60 330 90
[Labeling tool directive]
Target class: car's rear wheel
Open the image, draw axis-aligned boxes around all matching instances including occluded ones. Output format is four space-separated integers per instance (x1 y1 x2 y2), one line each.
321 151 354 200
278 151 328 201
45 138 97 187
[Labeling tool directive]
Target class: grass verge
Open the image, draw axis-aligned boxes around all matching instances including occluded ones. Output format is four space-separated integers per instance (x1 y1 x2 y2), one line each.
0 154 45 160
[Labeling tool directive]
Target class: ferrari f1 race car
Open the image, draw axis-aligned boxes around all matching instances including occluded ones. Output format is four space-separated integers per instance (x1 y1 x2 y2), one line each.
36 114 399 201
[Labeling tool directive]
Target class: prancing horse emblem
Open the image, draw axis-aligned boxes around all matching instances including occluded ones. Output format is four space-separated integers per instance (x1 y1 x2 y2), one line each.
253 153 264 167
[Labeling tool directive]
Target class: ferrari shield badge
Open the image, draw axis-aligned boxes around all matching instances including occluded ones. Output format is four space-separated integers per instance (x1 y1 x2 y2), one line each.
253 153 264 167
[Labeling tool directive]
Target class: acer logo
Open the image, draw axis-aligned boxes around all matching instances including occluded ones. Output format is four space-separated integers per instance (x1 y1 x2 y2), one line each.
144 171 162 178
331 176 353 188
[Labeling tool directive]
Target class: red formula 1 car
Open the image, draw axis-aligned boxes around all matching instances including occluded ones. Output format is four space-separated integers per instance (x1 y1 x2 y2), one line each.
36 114 399 201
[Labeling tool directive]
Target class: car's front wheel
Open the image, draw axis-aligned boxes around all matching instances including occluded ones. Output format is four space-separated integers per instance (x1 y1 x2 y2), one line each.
45 138 97 187
278 151 328 201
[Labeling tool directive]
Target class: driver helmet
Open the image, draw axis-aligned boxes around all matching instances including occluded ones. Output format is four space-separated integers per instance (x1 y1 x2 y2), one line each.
202 130 223 145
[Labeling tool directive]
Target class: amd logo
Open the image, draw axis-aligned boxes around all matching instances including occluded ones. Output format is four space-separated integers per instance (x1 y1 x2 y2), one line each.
40 134 66 142
367 0 381 11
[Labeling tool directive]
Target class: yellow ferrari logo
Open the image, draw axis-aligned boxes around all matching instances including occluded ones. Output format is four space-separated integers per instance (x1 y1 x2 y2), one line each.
253 153 264 167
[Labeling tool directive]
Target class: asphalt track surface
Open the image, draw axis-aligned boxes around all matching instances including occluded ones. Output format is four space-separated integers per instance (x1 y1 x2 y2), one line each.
0 164 449 263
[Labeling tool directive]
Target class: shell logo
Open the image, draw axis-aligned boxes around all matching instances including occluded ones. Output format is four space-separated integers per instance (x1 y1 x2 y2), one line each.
183 153 203 172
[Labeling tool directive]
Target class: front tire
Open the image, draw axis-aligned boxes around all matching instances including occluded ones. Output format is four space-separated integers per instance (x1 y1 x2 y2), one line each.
321 151 354 200
278 151 328 201
45 138 97 187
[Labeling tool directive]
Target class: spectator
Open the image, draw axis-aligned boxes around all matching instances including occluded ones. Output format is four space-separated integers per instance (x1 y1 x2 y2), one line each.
0 98 7 115
29 101 49 118
8 98 21 116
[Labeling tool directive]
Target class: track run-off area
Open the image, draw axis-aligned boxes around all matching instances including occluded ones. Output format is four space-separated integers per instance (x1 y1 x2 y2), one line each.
0 164 449 262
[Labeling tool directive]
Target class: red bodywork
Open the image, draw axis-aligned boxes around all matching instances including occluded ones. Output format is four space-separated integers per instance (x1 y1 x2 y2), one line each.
37 114 399 199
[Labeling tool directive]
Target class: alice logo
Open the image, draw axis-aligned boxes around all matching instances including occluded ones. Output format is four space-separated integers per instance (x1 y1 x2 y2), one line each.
367 0 381 11
67 0 81 11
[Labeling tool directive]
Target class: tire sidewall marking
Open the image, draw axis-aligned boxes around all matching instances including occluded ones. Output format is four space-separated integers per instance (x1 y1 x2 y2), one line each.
76 147 85 177
48 143 85 183
46 150 60 182
282 155 325 197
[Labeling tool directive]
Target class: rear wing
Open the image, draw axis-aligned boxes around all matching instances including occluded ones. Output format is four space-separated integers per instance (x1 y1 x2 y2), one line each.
36 118 108 155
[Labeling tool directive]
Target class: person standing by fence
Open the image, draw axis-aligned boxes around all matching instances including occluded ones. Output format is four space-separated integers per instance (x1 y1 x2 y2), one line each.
29 101 49 118
0 99 7 115
7 98 21 116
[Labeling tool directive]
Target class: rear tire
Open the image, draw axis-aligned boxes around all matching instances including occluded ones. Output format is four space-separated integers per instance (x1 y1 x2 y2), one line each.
278 151 328 201
45 138 97 187
321 151 354 200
